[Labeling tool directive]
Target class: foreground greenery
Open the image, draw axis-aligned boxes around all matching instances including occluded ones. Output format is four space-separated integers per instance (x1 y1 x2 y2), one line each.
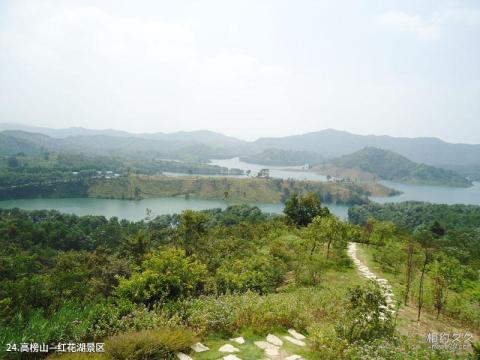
1 194 478 359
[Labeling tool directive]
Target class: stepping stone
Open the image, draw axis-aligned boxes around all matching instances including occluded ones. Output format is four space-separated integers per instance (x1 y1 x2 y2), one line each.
266 334 283 346
265 347 280 356
254 341 279 351
219 344 240 353
230 337 245 344
224 356 242 360
176 353 193 360
288 329 306 340
191 342 209 352
284 336 306 347
285 355 303 360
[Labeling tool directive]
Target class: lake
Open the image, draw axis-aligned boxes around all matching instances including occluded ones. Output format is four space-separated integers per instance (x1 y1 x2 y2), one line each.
0 197 350 220
1 158 479 221
371 180 480 205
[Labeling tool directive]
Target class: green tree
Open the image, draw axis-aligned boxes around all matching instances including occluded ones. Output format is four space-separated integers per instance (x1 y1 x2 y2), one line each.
413 224 436 321
404 235 415 305
177 210 209 254
337 282 395 344
303 215 346 259
369 221 396 246
283 192 329 227
215 255 280 294
122 229 151 264
429 253 462 319
115 248 208 306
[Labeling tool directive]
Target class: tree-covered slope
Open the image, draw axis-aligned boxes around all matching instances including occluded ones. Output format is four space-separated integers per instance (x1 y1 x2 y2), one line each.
318 147 472 187
240 148 324 166
348 201 480 231
0 133 45 156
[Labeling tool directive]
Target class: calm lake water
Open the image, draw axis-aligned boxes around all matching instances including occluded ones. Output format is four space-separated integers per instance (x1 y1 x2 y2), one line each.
371 180 480 205
0 197 350 220
1 158 479 221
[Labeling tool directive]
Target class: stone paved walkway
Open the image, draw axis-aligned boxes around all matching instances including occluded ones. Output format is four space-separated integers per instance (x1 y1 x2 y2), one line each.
347 242 396 320
178 329 307 360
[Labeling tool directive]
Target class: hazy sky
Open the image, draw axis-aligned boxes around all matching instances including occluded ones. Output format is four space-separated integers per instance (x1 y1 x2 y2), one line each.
1 0 479 142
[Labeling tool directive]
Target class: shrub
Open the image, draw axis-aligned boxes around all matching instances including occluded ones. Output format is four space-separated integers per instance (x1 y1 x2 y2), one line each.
115 248 209 306
104 328 197 360
215 255 281 294
336 282 396 344
309 324 348 360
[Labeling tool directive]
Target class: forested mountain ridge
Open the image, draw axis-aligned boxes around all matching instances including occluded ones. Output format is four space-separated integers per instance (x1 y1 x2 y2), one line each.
252 129 480 167
0 132 45 156
314 147 472 187
240 148 324 166
0 130 238 162
3 124 480 168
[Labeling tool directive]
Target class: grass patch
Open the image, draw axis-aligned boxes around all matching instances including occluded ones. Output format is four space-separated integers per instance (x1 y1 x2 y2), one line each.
104 328 197 360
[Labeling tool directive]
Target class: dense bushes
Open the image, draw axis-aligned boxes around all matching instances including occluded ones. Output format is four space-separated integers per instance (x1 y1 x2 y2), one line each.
215 255 281 294
115 248 209 306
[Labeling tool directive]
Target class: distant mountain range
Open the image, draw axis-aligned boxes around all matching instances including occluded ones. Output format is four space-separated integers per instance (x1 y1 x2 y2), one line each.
252 129 480 167
1 123 480 180
0 123 133 138
313 147 472 187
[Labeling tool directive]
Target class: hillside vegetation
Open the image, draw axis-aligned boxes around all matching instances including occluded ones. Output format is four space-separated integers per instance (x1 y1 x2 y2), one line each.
349 201 480 232
240 148 323 166
87 174 396 204
0 151 398 204
0 152 241 188
314 147 471 187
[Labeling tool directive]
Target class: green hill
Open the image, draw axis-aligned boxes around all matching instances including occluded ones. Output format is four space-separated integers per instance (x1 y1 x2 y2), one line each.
86 175 392 204
315 147 472 187
240 148 324 166
0 133 45 156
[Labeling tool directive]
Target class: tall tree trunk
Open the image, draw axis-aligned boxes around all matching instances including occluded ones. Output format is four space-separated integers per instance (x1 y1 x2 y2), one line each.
310 241 317 257
417 252 428 321
404 241 414 305
326 239 332 258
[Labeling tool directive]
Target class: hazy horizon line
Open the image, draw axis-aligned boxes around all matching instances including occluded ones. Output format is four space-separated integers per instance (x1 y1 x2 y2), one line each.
1 121 479 146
